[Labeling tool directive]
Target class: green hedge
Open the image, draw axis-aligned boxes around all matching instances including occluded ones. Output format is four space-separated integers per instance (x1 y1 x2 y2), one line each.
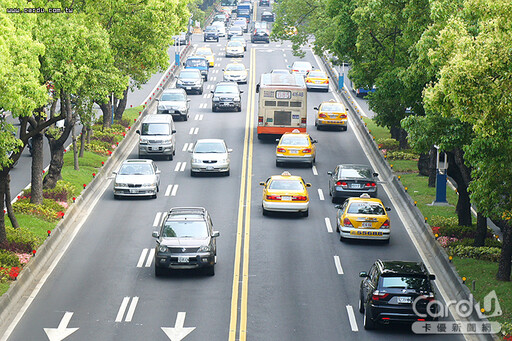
449 245 501 262
0 250 21 268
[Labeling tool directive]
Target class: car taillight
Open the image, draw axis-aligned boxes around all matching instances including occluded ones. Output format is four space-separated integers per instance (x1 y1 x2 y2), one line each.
306 79 312 83
371 291 389 301
292 196 307 201
365 182 377 187
258 116 263 123
302 148 311 153
422 293 435 302
319 113 327 118
343 218 353 227
266 195 281 200
336 181 348 187
292 69 298 73
340 114 347 118
301 118 306 124
277 148 286 153
381 219 390 228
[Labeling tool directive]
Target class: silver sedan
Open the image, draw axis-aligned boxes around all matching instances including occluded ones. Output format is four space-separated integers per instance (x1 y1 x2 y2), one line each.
190 139 232 176
113 159 161 199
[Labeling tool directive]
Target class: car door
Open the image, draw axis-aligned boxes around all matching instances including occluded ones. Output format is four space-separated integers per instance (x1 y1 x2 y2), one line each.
362 265 378 305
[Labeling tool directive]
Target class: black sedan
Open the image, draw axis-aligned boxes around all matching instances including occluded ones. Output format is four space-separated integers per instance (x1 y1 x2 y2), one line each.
327 164 378 202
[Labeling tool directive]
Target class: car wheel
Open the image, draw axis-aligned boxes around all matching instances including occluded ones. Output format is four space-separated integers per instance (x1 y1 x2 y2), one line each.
302 209 309 217
343 126 348 131
205 265 215 276
183 114 188 121
225 169 230 176
114 194 119 200
363 308 376 330
262 206 268 216
336 222 340 233
276 160 281 167
199 88 203 95
359 294 365 313
339 233 345 242
155 265 165 277
205 75 208 82
152 193 157 199
190 170 195 177
168 153 173 161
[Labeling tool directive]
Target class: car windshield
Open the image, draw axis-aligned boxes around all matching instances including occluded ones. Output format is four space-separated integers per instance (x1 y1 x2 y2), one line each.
321 103 344 112
194 142 226 153
293 62 311 69
347 202 385 215
227 64 245 71
230 26 243 32
269 180 304 191
118 163 154 175
196 49 211 56
161 93 185 101
280 136 309 146
231 37 244 42
215 85 238 94
162 221 208 238
205 26 217 32
141 123 170 136
308 71 326 78
339 168 372 178
179 71 200 79
228 41 243 47
380 276 429 290
186 59 207 67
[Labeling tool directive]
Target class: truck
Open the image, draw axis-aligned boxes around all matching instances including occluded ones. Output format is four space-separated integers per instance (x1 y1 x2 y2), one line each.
237 2 252 21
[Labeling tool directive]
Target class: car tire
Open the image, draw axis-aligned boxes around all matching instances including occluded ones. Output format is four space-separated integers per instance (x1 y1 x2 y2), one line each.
183 115 188 121
363 308 376 330
168 153 173 161
383 238 390 244
359 294 365 313
302 209 309 217
205 75 208 82
114 194 120 200
237 105 242 112
152 193 157 199
336 222 340 233
205 265 215 276
276 160 281 167
212 106 217 112
262 206 268 216
190 170 196 177
199 88 203 95
339 233 345 242
155 265 165 277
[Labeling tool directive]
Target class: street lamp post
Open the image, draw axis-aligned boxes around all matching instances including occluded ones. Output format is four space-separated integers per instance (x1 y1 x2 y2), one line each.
432 145 449 205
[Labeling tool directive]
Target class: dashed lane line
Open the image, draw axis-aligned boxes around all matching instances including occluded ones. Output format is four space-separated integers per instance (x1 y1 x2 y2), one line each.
324 217 333 233
334 255 344 275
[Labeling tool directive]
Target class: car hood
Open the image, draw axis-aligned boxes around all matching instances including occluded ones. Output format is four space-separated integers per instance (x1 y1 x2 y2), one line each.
115 174 157 183
192 152 229 161
160 237 210 247
225 71 247 76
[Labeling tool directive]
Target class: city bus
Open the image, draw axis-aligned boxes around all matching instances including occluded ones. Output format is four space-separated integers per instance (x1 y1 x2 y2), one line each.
256 73 307 139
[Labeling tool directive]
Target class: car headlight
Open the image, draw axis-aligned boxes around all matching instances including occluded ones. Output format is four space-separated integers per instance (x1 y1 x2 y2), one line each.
161 139 173 145
213 97 220 102
114 183 128 187
158 245 168 253
192 158 202 163
139 139 148 145
142 183 156 187
198 245 211 252
234 96 241 102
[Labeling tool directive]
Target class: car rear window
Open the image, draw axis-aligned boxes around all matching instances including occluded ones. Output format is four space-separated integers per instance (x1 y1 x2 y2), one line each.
280 136 309 146
161 93 185 101
163 221 208 238
194 142 226 153
119 163 153 175
269 180 304 191
141 123 170 136
380 276 429 290
226 64 245 71
321 103 345 112
308 71 326 78
186 59 207 67
339 168 371 178
347 202 385 215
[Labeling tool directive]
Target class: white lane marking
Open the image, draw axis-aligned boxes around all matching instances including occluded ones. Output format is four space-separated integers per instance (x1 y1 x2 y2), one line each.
217 58 223 62
207 84 213 90
195 114 200 120
43 311 78 340
212 76 217 81
174 162 181 172
312 165 318 175
145 248 155 267
318 188 325 201
188 143 194 151
193 127 199 134
115 297 130 322
198 114 204 120
334 255 344 274
161 312 196 340
200 103 207 109
171 185 179 196
180 162 187 172
189 127 194 134
125 297 139 322
202 93 208 99
206 93 212 98
346 305 359 332
137 249 148 268
182 143 189 152
284 58 288 63
165 185 172 196
324 217 333 233
153 212 162 226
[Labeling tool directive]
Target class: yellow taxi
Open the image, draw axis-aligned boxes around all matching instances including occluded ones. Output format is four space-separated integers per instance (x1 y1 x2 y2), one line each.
314 100 348 131
275 130 317 167
335 194 391 242
195 47 215 67
260 171 311 217
223 62 248 83
305 70 329 92
285 26 298 36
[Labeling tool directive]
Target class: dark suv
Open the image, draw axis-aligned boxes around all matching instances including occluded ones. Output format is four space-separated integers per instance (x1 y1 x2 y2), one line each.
153 207 219 276
211 82 243 112
251 28 270 43
359 260 437 329
259 0 270 5
204 25 219 42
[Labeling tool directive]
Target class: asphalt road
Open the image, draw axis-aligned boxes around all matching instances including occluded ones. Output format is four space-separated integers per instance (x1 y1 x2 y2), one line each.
3 3 466 341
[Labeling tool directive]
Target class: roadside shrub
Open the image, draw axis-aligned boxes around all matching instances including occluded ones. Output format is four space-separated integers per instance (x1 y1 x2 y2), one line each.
449 245 501 262
90 130 115 144
449 238 502 249
0 250 21 268
437 236 459 247
45 180 78 202
80 140 112 156
5 225 42 250
13 199 63 222
115 118 131 128
377 138 399 151
387 150 419 160
500 322 512 340
430 216 459 230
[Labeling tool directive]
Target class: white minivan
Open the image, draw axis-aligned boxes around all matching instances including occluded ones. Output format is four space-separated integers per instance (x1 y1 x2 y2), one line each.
136 115 176 160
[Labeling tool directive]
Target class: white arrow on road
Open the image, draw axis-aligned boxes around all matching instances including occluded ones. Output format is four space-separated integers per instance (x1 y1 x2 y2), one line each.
44 312 79 341
161 312 195 341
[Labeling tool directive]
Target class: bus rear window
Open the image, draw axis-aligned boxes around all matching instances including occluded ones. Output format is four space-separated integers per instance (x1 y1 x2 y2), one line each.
274 111 291 125
290 101 302 107
277 101 289 107
265 101 276 106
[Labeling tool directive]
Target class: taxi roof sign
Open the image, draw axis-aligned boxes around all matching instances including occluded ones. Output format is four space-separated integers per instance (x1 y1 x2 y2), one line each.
291 129 301 133
281 171 292 176
360 193 371 198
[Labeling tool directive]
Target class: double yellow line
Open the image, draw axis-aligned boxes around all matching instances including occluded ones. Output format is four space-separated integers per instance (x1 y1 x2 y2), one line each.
229 47 256 341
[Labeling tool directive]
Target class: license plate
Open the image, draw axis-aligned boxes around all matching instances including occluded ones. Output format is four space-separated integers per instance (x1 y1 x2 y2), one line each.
186 87 191 90
351 183 361 189
362 222 373 228
289 150 298 154
206 166 214 170
282 196 291 201
129 189 138 194
178 256 189 263
350 230 383 236
397 296 412 304
329 115 338 119
221 102 230 106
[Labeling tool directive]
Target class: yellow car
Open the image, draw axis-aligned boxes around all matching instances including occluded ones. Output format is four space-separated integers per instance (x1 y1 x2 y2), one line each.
276 130 317 167
285 26 298 36
335 194 391 242
260 171 311 216
223 62 248 83
196 47 215 67
305 70 329 92
314 100 348 131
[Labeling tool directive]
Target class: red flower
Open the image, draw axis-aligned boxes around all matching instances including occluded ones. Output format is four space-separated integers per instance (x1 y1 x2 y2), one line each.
9 267 20 280
431 226 441 235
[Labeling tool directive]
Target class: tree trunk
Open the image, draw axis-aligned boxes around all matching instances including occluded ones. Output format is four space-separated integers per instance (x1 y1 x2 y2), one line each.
397 127 409 150
99 101 112 129
114 87 129 121
455 183 472 227
417 153 429 176
5 174 19 229
495 220 511 281
447 149 472 226
0 171 7 244
474 212 487 247
79 126 86 158
86 127 91 144
72 124 79 171
30 132 44 205
428 146 436 188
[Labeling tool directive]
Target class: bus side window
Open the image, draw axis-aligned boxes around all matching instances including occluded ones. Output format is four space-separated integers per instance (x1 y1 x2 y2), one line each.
256 83 260 93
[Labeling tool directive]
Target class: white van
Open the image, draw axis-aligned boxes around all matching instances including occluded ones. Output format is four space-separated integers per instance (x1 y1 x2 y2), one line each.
136 115 176 160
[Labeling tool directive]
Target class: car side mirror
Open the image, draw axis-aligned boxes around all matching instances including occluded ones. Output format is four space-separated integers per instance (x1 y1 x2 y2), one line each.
359 271 369 278
259 182 265 186
172 129 176 134
152 231 160 238
187 99 191 102
314 107 318 110
334 205 342 209
183 63 186 66
429 274 436 281
386 207 391 211
222 69 225 71
240 90 244 93
312 139 317 144
306 183 311 187
136 130 140 135
373 172 379 177
212 231 220 238
211 90 214 94
156 99 160 102
327 171 333 176
256 84 260 93
227 148 233 153
156 170 161 174
112 171 117 175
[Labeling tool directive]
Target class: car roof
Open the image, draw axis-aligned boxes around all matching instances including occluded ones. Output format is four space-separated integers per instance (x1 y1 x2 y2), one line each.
269 174 304 182
162 88 186 94
375 260 429 277
142 114 174 123
187 56 208 61
195 138 225 144
167 207 208 221
346 197 384 205
282 130 310 138
338 164 372 170
122 159 154 165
